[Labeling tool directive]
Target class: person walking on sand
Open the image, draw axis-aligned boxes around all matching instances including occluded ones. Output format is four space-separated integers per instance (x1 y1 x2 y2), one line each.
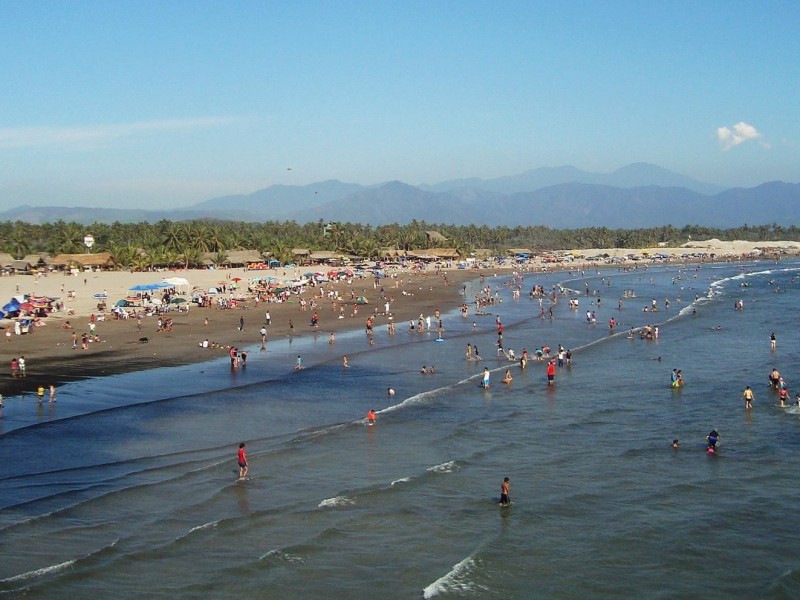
295 355 303 370
237 443 248 479
260 326 267 350
742 385 754 410
238 315 244 332
499 477 511 506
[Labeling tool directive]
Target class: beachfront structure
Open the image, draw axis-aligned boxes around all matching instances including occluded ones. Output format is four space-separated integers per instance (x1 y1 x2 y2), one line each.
51 252 118 270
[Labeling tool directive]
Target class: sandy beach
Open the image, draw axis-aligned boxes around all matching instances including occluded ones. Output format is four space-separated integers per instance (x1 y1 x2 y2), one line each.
0 265 482 397
1 238 795 398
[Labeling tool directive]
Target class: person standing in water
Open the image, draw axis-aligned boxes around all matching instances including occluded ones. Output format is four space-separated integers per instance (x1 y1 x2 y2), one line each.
499 477 511 506
367 409 376 425
770 332 777 352
237 443 248 479
742 386 754 410
482 367 490 388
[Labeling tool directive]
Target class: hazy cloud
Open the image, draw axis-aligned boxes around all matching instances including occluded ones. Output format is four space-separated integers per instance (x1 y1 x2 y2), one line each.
717 121 764 150
0 117 241 150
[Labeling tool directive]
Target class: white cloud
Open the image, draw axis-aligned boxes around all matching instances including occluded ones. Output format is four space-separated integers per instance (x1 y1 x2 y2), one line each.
717 121 764 150
0 116 241 150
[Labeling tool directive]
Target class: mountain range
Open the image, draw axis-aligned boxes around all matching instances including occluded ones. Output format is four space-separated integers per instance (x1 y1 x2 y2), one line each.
2 163 798 229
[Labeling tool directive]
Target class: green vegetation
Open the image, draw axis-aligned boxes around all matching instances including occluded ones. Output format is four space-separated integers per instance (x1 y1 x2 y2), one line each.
1 219 798 267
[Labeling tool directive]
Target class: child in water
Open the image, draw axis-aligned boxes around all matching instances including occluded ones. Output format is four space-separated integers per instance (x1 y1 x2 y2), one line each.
706 430 720 453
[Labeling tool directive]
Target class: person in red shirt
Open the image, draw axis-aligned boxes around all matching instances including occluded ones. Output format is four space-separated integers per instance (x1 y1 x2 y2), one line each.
547 360 556 386
367 409 376 425
237 443 248 479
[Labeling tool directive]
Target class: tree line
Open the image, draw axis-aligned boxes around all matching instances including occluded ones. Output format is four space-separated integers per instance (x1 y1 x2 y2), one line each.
1 218 797 269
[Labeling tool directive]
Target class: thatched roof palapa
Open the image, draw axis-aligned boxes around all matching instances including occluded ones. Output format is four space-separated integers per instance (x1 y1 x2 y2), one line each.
51 252 117 268
224 250 265 266
21 253 53 266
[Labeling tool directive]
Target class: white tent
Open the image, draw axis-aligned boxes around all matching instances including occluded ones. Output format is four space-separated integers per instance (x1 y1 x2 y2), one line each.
162 277 190 292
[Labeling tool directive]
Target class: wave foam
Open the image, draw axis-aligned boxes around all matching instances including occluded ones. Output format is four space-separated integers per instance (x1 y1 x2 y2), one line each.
427 461 458 474
188 520 219 534
318 495 354 508
0 559 76 584
423 555 482 598
260 548 304 563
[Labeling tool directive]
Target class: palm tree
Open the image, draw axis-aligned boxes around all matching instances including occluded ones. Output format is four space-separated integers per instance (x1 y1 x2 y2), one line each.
177 246 203 269
7 223 31 258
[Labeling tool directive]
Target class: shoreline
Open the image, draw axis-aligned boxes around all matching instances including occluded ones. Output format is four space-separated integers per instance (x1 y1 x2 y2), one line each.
1 246 794 400
0 267 485 399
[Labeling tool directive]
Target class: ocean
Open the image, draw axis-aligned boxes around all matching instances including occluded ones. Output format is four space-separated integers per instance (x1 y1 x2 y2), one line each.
2 260 800 599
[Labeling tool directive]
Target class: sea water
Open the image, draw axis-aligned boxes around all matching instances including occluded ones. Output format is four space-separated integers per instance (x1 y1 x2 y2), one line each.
2 260 800 599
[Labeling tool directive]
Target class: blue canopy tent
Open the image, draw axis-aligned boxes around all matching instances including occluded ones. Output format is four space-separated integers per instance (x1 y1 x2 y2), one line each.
129 283 171 292
3 298 21 314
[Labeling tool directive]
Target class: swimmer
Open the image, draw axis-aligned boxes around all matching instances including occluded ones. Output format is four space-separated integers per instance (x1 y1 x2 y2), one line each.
342 355 349 368
706 430 719 450
503 369 513 384
672 439 680 449
387 387 395 397
779 387 789 406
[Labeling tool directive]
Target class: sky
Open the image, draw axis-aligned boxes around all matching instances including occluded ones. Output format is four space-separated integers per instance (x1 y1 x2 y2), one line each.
1 1 798 210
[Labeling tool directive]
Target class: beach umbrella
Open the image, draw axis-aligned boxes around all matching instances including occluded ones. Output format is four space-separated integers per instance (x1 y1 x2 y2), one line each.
3 299 20 313
170 297 186 304
115 299 131 307
232 277 242 282
19 302 35 311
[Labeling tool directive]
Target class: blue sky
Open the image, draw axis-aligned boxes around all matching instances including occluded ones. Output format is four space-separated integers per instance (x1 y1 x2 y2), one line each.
1 1 798 209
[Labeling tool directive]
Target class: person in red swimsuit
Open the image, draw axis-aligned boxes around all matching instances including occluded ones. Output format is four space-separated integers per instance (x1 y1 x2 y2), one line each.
237 443 248 479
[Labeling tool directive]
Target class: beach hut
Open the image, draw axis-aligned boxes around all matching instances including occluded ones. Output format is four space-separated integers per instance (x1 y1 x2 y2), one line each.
51 252 117 270
11 259 32 274
0 253 16 272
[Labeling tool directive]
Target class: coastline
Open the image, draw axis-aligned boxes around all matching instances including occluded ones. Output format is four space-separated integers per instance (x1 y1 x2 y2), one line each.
1 237 796 400
0 267 484 399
